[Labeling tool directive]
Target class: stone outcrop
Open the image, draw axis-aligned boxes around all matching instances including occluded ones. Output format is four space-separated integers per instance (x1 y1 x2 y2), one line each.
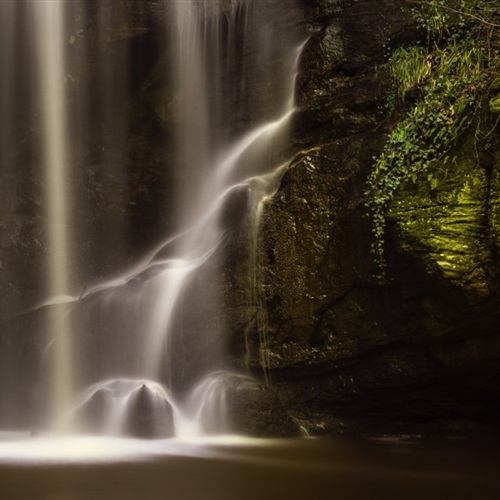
242 0 500 436
196 373 301 438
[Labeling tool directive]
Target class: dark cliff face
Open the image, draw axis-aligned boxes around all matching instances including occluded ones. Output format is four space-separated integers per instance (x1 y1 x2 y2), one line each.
0 1 181 315
249 0 500 436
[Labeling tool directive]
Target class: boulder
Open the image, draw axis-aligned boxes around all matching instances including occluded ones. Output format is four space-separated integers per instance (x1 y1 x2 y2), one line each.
74 380 175 438
124 383 175 438
194 373 301 438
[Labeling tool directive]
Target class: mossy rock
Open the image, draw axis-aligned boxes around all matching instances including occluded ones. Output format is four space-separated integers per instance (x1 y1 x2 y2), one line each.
487 58 500 114
389 131 495 306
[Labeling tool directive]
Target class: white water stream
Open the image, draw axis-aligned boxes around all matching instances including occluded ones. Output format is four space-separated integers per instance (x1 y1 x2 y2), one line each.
33 0 74 430
0 0 304 446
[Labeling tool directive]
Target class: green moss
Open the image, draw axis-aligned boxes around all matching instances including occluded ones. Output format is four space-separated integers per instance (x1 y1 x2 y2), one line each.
390 134 494 301
490 95 500 114
489 151 500 249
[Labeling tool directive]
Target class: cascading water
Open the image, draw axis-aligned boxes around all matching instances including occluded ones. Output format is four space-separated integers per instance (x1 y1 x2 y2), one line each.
32 0 74 431
0 0 304 440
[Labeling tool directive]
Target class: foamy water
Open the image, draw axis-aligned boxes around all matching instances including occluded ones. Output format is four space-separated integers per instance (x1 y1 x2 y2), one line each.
0 433 272 464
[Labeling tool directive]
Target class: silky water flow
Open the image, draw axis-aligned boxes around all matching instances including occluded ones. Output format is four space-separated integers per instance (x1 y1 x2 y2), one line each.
0 0 304 447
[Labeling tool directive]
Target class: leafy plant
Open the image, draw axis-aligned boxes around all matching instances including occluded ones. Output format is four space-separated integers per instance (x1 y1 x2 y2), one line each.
365 0 499 272
389 45 432 102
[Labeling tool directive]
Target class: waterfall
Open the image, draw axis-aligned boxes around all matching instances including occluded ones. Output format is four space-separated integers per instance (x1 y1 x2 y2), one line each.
0 1 14 183
33 0 74 430
0 0 303 438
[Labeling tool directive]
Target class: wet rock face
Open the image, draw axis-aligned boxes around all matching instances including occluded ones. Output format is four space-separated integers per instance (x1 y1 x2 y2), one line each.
86 0 167 43
294 0 418 146
224 378 301 438
248 0 500 436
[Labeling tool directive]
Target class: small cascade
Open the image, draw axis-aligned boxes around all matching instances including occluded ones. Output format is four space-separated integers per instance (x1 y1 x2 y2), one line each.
177 371 301 438
142 0 304 388
180 372 253 436
68 379 176 438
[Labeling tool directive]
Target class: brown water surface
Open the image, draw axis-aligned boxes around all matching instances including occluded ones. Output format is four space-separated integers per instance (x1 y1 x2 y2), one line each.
0 437 498 500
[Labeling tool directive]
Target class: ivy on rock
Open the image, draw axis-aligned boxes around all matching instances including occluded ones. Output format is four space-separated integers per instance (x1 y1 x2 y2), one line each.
365 0 500 272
